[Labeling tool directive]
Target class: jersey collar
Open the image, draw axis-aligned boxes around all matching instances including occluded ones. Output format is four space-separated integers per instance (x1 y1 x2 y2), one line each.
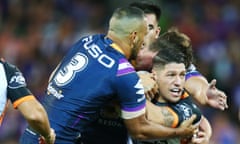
104 37 125 55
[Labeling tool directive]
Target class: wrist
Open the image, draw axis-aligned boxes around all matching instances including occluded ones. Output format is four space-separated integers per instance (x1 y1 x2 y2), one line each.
45 133 51 140
43 129 52 140
174 128 183 137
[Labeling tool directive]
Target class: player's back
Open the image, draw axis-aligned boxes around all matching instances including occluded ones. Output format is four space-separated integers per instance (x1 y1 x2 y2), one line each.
41 34 145 142
42 34 121 140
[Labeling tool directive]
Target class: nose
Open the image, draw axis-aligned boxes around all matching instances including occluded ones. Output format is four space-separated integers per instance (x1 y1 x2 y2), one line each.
174 76 183 86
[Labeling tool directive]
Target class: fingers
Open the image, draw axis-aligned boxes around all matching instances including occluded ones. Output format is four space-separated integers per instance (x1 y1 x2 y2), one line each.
180 114 196 127
178 117 200 138
191 131 207 144
218 98 227 109
42 128 56 144
144 85 157 100
196 131 206 137
145 93 153 101
209 79 216 89
145 91 158 100
49 128 56 144
191 136 205 144
218 90 227 99
207 87 228 110
217 90 228 109
38 136 45 144
188 114 197 125
138 72 159 100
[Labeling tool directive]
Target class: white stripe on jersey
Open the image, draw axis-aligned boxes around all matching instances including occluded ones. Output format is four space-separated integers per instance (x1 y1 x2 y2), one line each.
121 107 145 119
118 62 134 70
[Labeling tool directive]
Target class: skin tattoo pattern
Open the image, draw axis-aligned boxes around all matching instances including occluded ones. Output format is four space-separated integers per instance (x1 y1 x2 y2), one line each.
161 108 175 127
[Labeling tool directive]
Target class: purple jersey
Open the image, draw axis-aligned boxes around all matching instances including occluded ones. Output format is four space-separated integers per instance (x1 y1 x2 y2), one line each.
40 34 146 142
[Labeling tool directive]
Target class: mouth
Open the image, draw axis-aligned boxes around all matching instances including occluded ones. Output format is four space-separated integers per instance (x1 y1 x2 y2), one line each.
169 88 183 97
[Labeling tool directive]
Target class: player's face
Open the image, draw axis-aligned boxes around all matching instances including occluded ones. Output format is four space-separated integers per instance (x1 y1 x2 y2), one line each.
135 13 160 71
154 63 186 103
135 41 158 71
145 13 160 44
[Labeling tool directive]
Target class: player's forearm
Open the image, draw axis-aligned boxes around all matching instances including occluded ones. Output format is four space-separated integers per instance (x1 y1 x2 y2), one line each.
18 99 52 138
185 76 209 105
124 114 195 140
26 107 51 138
199 116 212 140
131 120 188 140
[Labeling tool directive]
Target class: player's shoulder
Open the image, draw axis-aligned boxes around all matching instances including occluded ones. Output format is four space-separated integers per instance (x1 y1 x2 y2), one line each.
0 59 25 83
187 63 197 72
116 58 136 77
180 90 190 99
0 58 17 71
0 57 6 65
1 60 19 73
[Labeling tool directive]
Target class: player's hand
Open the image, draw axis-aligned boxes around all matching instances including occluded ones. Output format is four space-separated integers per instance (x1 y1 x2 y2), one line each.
178 115 199 138
190 131 210 144
206 79 228 110
39 128 56 144
137 71 159 100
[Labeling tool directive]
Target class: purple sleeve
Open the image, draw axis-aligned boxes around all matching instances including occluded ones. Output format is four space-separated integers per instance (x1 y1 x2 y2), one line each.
186 64 203 80
114 58 146 119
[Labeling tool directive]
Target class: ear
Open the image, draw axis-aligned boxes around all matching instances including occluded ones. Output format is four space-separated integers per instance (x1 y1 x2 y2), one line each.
130 31 137 42
151 69 157 80
155 27 161 39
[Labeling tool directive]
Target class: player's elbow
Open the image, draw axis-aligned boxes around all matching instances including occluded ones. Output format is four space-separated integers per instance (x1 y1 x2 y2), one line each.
128 127 149 140
196 92 208 105
125 117 150 140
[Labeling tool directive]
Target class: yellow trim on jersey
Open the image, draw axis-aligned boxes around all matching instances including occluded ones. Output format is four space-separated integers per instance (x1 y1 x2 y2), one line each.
110 43 125 55
181 91 189 99
13 95 35 109
166 107 179 128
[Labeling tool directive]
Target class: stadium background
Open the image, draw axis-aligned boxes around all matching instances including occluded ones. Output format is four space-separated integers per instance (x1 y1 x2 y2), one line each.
0 0 239 143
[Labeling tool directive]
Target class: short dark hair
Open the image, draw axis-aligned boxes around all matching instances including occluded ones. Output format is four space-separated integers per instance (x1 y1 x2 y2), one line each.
152 38 187 68
159 27 194 68
112 6 145 20
109 6 146 36
130 1 162 21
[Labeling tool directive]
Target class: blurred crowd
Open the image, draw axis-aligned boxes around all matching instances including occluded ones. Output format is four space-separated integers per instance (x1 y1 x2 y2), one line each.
0 0 239 143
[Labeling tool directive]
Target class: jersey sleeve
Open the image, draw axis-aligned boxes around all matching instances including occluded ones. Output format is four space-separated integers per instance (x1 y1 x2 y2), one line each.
181 96 202 124
114 58 146 120
4 62 35 108
186 64 203 80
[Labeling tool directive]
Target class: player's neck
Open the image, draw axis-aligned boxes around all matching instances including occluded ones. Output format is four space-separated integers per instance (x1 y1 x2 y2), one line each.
156 96 167 103
106 32 131 59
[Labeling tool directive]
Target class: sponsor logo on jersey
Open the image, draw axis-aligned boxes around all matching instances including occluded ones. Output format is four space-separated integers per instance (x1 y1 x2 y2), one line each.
47 83 64 99
117 58 135 76
8 72 26 89
176 103 192 120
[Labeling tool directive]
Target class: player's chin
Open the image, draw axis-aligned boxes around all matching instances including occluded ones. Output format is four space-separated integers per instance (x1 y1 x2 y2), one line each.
169 94 181 103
